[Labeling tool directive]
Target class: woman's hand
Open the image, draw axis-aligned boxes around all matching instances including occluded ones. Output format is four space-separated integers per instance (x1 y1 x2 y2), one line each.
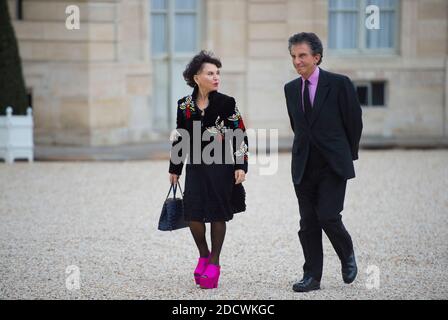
234 169 246 184
169 174 179 185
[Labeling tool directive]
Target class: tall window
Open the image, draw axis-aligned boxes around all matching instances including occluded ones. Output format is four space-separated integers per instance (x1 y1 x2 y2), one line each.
328 0 399 52
150 0 202 131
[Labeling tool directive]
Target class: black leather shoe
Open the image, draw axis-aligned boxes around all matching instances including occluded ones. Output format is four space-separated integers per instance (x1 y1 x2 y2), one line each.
342 253 357 284
292 275 320 292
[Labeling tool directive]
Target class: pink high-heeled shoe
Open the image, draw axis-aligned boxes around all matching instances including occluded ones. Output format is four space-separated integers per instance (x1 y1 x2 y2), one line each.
194 255 210 285
199 264 221 289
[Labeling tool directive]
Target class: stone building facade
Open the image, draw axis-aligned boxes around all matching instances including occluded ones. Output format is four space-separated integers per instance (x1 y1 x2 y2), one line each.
7 0 448 146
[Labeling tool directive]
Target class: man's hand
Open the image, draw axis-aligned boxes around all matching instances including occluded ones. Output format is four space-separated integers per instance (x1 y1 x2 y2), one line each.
234 169 246 184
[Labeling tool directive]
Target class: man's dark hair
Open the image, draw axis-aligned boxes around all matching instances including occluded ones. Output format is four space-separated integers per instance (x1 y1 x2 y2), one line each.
288 32 323 65
183 50 222 88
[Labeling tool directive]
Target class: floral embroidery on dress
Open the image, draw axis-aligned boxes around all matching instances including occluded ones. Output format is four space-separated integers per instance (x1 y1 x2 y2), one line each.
234 141 249 161
206 116 226 141
206 116 225 134
179 95 196 120
227 105 246 130
227 106 241 121
169 129 182 142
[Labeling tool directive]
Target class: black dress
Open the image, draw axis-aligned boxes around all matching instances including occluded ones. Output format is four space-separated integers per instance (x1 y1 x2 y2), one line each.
169 88 248 222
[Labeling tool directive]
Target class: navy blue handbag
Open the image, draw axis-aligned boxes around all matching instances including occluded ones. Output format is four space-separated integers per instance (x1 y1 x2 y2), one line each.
158 182 188 231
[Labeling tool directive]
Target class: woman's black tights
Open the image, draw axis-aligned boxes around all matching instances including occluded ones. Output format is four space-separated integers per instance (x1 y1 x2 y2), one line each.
189 221 226 265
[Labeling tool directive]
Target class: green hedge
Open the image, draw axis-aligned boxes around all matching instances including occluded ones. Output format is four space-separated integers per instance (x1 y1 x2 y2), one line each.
0 0 28 116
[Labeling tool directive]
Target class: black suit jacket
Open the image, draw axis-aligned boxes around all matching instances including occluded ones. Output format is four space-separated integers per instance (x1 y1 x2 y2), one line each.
284 68 363 185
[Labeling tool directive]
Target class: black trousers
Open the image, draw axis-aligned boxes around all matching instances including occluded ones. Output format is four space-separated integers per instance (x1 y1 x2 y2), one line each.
293 145 354 281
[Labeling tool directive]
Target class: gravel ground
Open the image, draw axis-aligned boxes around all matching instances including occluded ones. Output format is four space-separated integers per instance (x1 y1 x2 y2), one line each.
0 150 447 300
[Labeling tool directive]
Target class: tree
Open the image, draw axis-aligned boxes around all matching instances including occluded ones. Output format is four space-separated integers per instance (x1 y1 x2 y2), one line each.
0 0 28 115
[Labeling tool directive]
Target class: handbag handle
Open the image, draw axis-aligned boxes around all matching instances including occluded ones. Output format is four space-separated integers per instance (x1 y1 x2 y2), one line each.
175 181 183 197
166 181 183 200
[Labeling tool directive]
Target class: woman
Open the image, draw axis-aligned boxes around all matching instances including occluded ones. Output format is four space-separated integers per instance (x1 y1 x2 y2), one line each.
168 51 248 289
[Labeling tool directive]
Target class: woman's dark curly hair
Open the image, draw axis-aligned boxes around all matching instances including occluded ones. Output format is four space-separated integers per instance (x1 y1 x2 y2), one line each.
183 50 222 88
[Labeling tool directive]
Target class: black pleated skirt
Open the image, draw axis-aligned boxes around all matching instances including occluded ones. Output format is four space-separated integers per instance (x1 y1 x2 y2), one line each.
183 163 246 222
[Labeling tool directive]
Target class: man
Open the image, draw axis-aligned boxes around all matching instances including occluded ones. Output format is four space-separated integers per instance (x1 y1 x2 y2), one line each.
284 32 363 292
